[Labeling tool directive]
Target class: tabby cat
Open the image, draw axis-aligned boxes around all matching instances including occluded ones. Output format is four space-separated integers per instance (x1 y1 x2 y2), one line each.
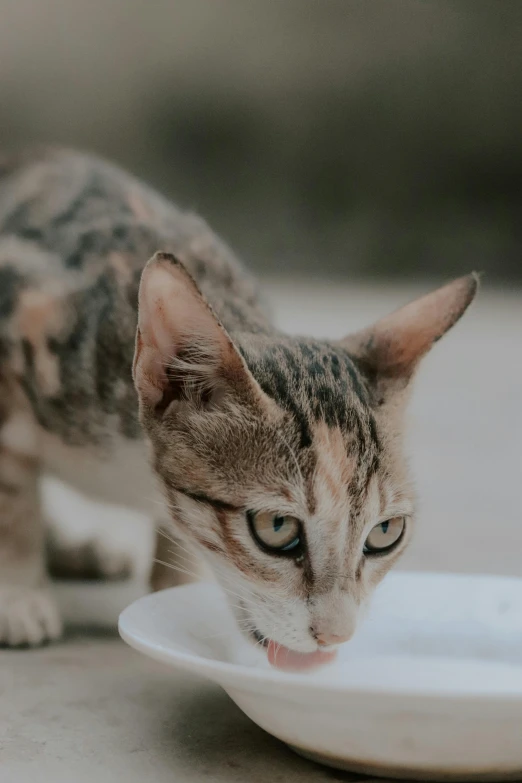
0 149 477 667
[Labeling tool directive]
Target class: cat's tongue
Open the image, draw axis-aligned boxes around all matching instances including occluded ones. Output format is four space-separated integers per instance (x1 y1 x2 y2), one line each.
267 640 337 671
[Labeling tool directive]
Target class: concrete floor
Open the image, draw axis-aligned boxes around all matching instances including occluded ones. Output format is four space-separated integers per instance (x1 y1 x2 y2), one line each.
1 280 520 783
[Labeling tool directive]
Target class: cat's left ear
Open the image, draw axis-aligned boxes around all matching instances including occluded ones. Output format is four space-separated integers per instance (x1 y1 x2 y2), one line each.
133 252 261 413
338 274 479 387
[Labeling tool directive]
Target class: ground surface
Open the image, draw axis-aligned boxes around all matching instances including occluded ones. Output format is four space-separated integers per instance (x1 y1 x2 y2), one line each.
1 280 520 783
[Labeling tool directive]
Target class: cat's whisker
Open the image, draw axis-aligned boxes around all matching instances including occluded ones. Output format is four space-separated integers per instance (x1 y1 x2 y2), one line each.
218 583 264 609
219 587 261 609
217 591 265 619
197 617 251 640
146 496 168 508
157 534 209 571
152 562 199 582
162 558 261 610
157 546 202 575
254 627 271 650
152 558 201 583
162 540 200 563
155 524 195 552
156 527 181 546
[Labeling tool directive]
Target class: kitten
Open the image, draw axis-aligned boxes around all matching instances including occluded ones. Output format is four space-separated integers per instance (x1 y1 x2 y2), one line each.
0 148 477 663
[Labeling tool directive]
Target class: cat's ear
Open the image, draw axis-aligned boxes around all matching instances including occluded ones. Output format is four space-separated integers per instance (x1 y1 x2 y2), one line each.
339 274 479 385
133 252 257 412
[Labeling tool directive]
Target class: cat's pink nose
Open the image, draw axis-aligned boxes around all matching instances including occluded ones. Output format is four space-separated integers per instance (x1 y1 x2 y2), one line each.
315 631 352 647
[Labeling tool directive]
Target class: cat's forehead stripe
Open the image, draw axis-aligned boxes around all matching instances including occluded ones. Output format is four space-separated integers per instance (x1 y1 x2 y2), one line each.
240 338 382 519
242 339 370 442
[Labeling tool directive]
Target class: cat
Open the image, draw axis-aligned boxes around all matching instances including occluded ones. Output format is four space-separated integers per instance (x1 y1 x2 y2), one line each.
0 148 477 665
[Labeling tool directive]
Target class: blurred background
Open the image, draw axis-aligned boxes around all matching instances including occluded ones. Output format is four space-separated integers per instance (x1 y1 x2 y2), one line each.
2 0 522 284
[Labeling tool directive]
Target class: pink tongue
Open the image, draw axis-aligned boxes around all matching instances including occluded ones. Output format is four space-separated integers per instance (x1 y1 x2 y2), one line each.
267 640 337 672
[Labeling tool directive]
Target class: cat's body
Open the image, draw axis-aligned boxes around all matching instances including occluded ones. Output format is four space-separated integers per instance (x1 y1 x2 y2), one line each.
0 148 477 661
0 147 267 509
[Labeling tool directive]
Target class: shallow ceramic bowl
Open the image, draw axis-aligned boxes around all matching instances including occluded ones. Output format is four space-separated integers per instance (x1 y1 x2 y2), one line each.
119 572 522 781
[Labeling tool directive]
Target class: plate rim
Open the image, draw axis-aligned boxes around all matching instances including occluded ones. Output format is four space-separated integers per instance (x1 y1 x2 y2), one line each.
119 571 522 704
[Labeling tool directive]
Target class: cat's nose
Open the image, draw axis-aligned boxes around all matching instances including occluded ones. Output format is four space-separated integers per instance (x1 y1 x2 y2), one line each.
315 631 352 647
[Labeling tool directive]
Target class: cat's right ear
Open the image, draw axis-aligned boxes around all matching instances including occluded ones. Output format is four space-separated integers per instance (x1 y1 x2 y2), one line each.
133 252 260 413
338 274 479 388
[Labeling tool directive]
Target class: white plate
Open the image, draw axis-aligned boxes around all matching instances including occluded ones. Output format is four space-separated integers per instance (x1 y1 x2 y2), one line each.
119 572 522 781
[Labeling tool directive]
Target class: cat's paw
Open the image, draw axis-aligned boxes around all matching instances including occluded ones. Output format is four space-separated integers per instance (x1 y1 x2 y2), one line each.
0 585 62 647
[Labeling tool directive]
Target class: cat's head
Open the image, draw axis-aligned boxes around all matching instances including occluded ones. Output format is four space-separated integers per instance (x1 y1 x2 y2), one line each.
133 252 477 667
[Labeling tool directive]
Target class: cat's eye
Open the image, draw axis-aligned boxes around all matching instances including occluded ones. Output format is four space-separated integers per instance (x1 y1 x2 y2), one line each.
364 516 405 555
247 510 301 554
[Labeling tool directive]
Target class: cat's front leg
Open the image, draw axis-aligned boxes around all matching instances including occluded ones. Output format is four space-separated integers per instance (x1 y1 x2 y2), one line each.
0 409 62 647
